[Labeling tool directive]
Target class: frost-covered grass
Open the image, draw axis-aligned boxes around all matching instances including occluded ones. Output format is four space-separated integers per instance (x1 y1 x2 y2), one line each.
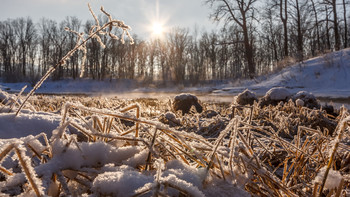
0 92 349 196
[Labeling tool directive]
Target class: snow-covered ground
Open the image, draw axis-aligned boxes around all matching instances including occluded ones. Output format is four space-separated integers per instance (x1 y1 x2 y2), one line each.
213 48 350 98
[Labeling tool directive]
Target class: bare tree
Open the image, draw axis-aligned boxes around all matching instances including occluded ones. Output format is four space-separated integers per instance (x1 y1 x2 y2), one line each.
64 16 82 79
290 0 312 61
270 0 289 57
147 39 157 82
50 21 68 80
261 5 281 63
310 0 321 52
201 32 218 80
38 18 52 76
322 0 341 50
215 28 230 80
324 5 332 50
342 0 349 47
13 17 37 78
0 19 19 82
154 39 170 85
167 27 189 83
205 0 257 78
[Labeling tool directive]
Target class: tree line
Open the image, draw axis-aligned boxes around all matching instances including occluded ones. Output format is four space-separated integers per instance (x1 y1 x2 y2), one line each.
0 0 349 85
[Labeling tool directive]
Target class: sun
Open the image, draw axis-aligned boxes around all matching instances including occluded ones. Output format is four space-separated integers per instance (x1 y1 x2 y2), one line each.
152 22 164 36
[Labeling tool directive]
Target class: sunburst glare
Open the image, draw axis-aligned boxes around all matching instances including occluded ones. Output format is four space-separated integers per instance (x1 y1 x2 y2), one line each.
146 0 168 38
152 22 164 35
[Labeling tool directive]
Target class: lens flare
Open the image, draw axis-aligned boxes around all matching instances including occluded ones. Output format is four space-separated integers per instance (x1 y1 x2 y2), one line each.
153 23 163 35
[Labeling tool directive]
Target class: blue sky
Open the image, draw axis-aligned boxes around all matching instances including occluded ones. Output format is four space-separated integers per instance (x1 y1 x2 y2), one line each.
0 0 220 38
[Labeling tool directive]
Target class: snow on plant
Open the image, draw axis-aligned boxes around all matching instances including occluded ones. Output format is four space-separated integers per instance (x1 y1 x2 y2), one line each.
1 90 350 196
15 3 134 117
0 135 50 196
0 87 36 113
314 166 343 190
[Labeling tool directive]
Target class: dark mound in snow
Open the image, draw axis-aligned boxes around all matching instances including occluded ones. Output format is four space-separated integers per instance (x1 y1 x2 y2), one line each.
236 89 257 106
201 110 219 118
172 93 203 115
292 91 320 109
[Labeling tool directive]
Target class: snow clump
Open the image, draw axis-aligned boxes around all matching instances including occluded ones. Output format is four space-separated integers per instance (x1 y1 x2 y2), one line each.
159 111 181 127
235 89 257 105
313 166 343 190
0 89 14 105
259 87 292 107
265 87 291 101
295 99 304 107
92 167 153 197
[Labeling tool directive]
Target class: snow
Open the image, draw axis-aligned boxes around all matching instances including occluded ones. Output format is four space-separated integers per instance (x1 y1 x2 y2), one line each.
313 166 343 190
295 98 304 107
235 89 257 105
91 160 209 197
0 110 61 139
92 168 153 196
212 48 350 98
264 87 291 101
293 91 317 101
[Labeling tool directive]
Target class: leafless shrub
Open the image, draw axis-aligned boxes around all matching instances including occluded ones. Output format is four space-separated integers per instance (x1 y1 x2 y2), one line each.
275 56 296 71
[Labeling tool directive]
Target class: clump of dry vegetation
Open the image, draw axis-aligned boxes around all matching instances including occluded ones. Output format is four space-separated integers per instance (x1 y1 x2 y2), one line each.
0 92 349 196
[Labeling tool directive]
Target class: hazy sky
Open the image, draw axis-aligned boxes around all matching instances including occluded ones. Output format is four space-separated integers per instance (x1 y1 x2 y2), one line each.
0 0 220 39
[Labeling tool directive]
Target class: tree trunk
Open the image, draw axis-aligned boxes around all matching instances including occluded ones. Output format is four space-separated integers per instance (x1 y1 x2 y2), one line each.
22 45 26 77
295 0 303 61
325 6 331 50
311 0 321 52
281 0 289 57
332 0 340 50
343 0 348 48
243 22 255 78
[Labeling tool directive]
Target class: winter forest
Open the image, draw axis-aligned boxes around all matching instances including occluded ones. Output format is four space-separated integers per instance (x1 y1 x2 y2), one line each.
1 0 350 196
0 0 349 85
